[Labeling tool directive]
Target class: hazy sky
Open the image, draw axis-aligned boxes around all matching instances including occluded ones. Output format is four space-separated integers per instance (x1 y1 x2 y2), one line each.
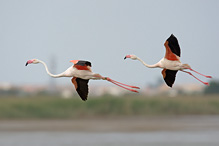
0 0 218 87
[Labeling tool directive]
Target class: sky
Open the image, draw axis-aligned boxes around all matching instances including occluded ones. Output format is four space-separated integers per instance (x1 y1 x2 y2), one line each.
0 0 218 87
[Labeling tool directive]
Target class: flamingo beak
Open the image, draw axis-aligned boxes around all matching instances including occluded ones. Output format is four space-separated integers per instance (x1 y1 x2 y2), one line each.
124 55 131 60
25 60 34 66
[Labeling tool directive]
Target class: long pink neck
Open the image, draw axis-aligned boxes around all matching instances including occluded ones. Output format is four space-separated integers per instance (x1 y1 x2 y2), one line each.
39 60 65 78
136 57 160 68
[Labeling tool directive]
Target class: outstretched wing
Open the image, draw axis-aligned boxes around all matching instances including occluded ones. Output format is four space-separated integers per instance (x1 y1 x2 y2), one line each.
164 34 181 60
161 69 178 87
70 60 92 71
71 77 89 101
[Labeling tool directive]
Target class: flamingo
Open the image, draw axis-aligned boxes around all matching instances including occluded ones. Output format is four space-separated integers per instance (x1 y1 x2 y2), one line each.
25 59 139 101
124 34 212 87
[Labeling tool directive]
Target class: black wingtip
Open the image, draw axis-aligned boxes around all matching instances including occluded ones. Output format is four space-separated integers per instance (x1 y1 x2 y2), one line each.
163 70 178 88
80 95 88 101
75 78 89 101
168 84 173 88
170 34 177 39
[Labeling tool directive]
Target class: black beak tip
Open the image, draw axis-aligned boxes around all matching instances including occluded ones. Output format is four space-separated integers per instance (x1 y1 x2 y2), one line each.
124 57 127 60
25 62 28 66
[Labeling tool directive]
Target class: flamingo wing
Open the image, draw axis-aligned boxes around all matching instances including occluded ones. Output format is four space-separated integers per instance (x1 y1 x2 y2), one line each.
164 34 181 60
161 69 178 87
71 77 89 101
70 60 92 71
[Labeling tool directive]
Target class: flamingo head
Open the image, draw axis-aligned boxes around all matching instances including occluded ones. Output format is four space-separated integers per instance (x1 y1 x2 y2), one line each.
124 54 137 60
25 59 40 66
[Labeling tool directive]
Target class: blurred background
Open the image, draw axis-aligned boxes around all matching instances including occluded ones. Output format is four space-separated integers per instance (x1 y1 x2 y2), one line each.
0 0 219 146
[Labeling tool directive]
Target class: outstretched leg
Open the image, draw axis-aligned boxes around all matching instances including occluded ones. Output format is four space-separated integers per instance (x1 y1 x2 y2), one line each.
102 77 139 93
189 68 212 78
106 78 140 89
94 74 140 93
182 70 209 85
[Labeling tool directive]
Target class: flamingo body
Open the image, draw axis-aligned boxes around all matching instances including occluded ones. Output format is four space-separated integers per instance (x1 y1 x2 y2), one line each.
124 34 212 87
26 59 139 101
70 60 92 100
161 34 181 87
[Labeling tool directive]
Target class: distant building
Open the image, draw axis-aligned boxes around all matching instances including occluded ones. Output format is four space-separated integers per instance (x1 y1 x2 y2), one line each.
0 82 206 97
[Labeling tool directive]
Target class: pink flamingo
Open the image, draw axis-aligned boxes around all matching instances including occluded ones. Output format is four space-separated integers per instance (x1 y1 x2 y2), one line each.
26 59 139 101
124 34 212 87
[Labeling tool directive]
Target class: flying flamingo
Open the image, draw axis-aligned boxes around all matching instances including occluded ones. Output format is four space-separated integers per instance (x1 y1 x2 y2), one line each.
25 59 139 101
124 34 212 87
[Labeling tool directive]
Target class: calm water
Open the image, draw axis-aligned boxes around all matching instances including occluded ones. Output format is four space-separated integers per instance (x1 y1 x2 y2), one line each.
0 130 219 146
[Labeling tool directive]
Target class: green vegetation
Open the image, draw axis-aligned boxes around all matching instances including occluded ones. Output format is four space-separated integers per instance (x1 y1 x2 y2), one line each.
204 80 219 94
0 95 219 119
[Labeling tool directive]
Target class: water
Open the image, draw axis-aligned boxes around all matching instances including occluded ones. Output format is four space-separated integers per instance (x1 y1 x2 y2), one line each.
1 116 219 146
0 130 219 146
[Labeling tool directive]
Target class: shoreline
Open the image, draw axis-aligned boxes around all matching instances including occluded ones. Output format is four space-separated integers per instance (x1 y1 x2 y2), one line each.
1 115 219 132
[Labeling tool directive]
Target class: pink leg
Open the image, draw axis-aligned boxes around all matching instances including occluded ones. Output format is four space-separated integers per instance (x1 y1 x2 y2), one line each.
107 78 140 89
109 80 139 93
189 68 212 78
182 71 209 86
103 77 139 93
